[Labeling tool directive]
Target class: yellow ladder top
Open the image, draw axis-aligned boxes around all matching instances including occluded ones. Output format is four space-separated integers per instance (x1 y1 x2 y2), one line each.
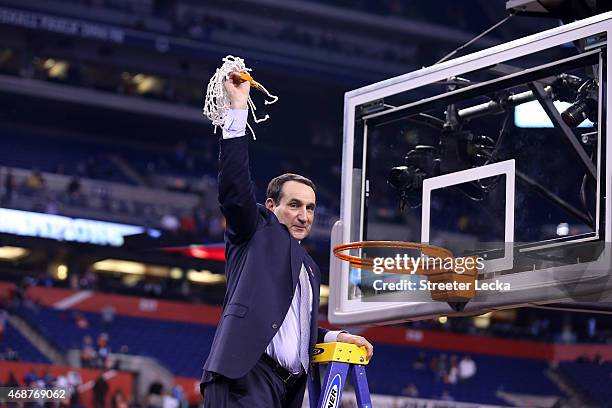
311 342 369 365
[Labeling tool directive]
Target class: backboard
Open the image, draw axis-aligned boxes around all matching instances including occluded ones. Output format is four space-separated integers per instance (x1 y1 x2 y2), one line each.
328 12 612 325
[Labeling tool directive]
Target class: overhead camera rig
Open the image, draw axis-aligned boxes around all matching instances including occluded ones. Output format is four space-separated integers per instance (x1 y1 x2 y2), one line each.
365 0 609 227
386 69 599 219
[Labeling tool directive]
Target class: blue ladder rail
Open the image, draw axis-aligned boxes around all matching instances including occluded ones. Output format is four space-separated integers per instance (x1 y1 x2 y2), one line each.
308 342 372 408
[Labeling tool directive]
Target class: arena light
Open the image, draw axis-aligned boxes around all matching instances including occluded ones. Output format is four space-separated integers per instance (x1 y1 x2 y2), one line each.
136 76 162 94
187 269 225 284
125 72 164 95
0 246 29 260
163 245 226 262
169 267 183 279
48 61 68 79
320 285 330 306
122 274 141 287
473 312 492 329
40 58 69 79
514 100 594 128
43 58 56 69
93 259 171 277
93 259 146 275
56 264 68 280
556 222 570 236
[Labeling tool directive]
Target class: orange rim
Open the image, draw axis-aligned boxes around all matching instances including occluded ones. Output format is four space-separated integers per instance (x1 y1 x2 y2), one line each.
333 241 454 275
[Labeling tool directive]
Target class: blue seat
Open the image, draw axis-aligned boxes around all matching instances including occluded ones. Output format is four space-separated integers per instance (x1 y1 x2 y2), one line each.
558 362 612 407
26 306 568 405
3 320 49 363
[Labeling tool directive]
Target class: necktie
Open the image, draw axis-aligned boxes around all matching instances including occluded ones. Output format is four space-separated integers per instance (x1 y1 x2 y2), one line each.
299 264 312 372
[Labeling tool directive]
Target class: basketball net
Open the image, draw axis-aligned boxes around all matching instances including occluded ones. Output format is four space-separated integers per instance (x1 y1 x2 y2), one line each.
203 55 278 139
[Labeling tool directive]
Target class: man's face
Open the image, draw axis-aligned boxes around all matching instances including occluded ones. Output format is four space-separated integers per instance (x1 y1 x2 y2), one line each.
265 180 316 241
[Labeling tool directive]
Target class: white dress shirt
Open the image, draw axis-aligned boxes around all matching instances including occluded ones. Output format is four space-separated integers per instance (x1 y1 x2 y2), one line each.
222 108 342 373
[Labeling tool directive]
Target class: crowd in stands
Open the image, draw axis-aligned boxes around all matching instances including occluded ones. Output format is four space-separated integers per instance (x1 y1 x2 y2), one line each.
396 352 478 402
87 0 157 16
80 332 114 369
306 0 489 31
173 9 414 67
413 352 477 384
1 368 83 407
0 367 193 408
1 346 20 361
405 304 612 345
1 282 195 405
61 0 492 35
144 380 189 408
0 0 438 116
3 280 611 406
3 298 559 406
1 278 38 311
0 123 339 246
557 360 612 407
53 0 419 68
2 269 610 346
0 307 6 342
1 165 227 243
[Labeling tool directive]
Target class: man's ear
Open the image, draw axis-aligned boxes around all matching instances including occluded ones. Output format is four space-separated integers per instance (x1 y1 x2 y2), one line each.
265 198 275 211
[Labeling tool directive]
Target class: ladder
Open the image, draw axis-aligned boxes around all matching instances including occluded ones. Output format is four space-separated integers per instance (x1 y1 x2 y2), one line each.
308 342 372 408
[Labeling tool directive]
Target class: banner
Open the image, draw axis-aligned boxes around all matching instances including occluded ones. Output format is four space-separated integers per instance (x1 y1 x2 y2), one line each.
0 208 145 246
0 6 124 43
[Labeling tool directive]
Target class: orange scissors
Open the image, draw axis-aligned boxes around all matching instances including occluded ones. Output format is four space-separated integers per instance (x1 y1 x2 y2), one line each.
234 71 267 94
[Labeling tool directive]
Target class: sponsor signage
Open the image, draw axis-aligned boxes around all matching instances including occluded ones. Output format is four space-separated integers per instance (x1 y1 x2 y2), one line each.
0 208 145 247
312 346 324 356
0 6 125 43
0 6 197 59
322 374 341 408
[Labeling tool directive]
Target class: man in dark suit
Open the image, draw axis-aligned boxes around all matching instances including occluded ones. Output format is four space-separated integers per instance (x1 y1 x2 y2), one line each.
200 72 373 407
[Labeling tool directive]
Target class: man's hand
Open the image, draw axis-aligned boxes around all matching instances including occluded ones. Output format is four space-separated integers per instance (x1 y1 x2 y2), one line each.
337 333 374 362
224 72 250 110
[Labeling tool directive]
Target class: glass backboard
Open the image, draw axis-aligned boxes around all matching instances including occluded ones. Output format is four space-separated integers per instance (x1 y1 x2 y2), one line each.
329 12 612 325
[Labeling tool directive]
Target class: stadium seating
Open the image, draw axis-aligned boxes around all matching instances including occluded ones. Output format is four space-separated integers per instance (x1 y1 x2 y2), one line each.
365 343 560 405
3 320 49 364
23 306 563 405
0 128 218 184
24 307 215 377
0 129 132 184
557 362 612 407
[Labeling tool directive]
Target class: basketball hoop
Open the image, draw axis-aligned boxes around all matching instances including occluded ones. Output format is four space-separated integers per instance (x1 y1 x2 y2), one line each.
333 241 479 302
333 241 453 274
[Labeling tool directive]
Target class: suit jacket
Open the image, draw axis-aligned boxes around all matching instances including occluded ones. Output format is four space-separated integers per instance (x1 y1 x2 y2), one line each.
202 135 328 383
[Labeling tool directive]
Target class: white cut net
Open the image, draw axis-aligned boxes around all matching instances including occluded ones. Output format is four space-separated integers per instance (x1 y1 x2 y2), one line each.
203 55 278 139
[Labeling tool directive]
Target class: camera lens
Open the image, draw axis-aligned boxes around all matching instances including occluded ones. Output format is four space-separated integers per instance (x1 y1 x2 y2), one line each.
561 100 590 128
387 166 414 191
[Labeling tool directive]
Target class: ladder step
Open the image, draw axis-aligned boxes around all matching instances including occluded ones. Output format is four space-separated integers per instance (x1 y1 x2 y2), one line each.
312 342 369 365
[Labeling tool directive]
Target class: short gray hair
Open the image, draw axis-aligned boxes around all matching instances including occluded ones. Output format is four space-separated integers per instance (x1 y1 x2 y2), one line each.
266 173 316 205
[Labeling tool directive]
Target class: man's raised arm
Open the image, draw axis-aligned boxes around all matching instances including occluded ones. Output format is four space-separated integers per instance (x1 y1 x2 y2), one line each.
217 73 258 244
